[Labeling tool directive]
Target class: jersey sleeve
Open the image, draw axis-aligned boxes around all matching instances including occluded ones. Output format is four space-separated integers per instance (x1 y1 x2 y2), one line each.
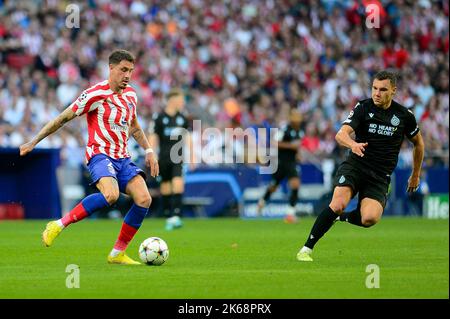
342 101 365 131
183 115 189 130
129 91 138 122
405 109 420 138
70 89 102 116
276 125 289 142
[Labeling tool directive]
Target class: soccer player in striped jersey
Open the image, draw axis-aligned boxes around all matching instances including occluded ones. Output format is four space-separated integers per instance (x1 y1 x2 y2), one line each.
19 50 159 265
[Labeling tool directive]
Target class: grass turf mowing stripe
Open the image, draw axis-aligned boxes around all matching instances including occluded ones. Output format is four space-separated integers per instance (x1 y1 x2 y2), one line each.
0 217 447 298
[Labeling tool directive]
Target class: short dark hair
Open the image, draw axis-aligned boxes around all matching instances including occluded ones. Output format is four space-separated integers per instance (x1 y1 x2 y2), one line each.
166 88 184 100
373 70 398 87
109 50 135 65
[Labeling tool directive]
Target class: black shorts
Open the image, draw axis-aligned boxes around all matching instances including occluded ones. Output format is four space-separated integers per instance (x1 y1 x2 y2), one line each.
159 161 183 182
272 161 300 184
333 161 391 208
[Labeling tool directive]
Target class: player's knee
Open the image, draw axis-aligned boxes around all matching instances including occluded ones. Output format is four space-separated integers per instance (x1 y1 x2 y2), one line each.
136 193 152 208
289 178 300 189
361 216 379 227
329 201 347 214
104 190 120 205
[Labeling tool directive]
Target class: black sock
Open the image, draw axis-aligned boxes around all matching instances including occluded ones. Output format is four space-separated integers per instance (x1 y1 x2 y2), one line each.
340 209 368 228
304 206 339 249
162 194 171 217
289 188 299 207
171 193 183 217
263 188 272 201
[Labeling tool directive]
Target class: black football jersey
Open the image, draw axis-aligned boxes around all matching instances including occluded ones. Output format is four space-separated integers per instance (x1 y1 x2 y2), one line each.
149 111 189 160
342 98 419 176
276 124 304 163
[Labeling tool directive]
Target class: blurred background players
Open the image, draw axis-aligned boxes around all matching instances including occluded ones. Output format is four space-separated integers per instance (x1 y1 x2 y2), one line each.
149 89 194 230
258 109 303 223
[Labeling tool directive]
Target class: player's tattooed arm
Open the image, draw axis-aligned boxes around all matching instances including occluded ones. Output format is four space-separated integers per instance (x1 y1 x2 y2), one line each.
407 131 425 193
129 117 152 150
19 106 77 156
336 125 368 157
130 117 159 177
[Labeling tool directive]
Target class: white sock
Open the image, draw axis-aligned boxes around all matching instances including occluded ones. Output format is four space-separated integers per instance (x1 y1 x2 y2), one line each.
110 248 123 257
300 246 312 254
56 219 65 229
286 206 296 216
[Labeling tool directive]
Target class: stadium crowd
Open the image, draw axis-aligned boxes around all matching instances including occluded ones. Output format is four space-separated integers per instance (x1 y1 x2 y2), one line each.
0 0 448 169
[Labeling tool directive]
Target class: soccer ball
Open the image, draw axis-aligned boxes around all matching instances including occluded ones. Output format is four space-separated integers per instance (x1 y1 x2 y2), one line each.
139 237 169 266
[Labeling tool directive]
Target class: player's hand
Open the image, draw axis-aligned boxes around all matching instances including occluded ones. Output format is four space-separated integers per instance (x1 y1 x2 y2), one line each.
145 152 159 178
351 142 368 157
407 175 420 193
189 161 197 171
19 141 36 156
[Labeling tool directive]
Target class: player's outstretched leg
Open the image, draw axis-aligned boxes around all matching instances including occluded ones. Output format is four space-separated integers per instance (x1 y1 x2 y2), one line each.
42 193 110 247
297 206 340 262
258 183 277 215
108 204 149 265
338 209 367 227
165 177 185 231
168 192 183 229
284 187 299 224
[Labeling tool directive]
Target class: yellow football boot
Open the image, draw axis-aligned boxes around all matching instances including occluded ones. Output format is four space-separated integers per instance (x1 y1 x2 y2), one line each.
42 221 63 247
107 252 141 265
297 251 313 262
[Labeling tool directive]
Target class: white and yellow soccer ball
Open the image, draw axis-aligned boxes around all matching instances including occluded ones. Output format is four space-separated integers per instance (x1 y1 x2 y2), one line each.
139 237 169 265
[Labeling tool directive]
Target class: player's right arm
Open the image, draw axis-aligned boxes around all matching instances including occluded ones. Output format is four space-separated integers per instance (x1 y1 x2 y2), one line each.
336 101 368 157
276 126 299 151
147 113 161 160
19 106 77 156
335 125 368 157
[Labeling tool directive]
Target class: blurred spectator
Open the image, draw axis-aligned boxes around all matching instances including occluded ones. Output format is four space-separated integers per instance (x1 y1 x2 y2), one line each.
0 0 448 168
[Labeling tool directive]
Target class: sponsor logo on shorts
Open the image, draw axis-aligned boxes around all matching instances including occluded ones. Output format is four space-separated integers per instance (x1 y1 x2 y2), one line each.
107 162 115 174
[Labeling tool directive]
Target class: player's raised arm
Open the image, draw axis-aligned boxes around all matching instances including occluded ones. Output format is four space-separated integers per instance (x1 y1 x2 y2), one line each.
406 131 425 193
19 106 77 156
335 125 368 157
129 116 159 177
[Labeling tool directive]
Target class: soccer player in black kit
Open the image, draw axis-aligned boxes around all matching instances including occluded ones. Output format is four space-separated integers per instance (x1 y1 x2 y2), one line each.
297 70 425 261
149 89 192 231
257 109 303 224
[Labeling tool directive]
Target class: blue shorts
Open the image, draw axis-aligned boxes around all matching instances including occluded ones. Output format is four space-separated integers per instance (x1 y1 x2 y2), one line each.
87 154 146 193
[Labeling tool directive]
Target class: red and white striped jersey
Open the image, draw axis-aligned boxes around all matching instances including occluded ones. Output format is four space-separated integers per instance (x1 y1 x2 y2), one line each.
69 80 138 163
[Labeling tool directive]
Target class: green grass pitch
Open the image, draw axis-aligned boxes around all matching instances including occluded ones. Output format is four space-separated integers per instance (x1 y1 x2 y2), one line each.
0 217 448 299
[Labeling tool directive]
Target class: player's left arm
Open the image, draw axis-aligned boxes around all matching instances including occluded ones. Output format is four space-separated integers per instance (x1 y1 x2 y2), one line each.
406 131 425 193
129 117 159 177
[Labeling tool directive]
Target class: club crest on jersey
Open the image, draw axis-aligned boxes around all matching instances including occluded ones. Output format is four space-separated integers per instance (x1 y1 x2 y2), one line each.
391 115 400 126
78 91 87 102
127 102 133 109
176 116 184 126
369 113 374 118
